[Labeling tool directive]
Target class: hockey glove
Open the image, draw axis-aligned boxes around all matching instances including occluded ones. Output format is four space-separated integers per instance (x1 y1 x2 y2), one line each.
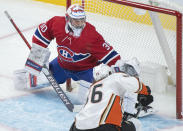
25 43 50 76
137 94 153 107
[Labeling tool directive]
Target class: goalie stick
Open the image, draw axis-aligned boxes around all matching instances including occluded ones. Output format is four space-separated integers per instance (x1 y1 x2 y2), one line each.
4 10 81 112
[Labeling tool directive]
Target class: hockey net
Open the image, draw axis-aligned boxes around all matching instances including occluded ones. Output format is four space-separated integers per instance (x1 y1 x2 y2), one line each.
66 0 183 119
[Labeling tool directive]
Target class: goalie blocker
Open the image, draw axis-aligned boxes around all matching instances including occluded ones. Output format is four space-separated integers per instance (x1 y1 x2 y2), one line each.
25 43 50 76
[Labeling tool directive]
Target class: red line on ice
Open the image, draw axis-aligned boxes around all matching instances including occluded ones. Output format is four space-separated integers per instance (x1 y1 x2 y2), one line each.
0 25 38 40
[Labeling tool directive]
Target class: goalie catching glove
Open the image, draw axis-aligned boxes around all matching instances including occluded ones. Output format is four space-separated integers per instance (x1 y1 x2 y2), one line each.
25 43 50 76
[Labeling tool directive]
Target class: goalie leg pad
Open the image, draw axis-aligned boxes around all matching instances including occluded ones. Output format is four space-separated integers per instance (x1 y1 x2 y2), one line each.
13 69 50 90
13 69 30 90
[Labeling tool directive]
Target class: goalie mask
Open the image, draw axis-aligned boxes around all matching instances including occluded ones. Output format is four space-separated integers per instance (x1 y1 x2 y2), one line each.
66 4 86 32
93 64 112 81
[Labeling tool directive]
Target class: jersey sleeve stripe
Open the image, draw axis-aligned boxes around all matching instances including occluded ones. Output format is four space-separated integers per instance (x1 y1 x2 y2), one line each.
135 78 142 93
105 95 122 126
34 28 51 45
37 27 51 42
99 94 115 125
33 34 49 46
99 50 119 64
105 54 120 65
99 94 122 127
100 49 113 62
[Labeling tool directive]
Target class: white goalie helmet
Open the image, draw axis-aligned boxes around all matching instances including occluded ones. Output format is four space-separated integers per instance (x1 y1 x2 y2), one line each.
93 64 112 81
66 4 86 29
66 4 86 19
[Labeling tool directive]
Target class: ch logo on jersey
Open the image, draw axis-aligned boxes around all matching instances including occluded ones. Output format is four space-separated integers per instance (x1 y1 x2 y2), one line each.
57 46 91 62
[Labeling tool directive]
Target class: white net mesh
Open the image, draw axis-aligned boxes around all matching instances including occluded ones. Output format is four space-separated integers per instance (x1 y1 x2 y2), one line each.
71 0 176 66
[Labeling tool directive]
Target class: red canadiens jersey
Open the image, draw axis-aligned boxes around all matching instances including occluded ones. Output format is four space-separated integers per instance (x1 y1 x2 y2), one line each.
32 16 120 71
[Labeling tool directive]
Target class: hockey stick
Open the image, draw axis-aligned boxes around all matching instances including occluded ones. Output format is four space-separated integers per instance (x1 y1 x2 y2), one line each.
134 104 143 118
4 10 81 112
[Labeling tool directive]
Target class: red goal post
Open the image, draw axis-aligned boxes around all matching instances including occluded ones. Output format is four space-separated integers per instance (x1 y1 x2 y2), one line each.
66 0 182 119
